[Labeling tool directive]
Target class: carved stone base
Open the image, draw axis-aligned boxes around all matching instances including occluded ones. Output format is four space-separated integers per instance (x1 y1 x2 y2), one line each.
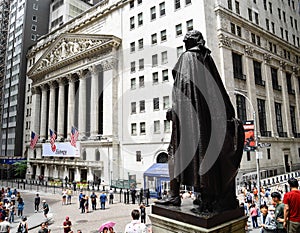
151 199 245 229
149 213 247 233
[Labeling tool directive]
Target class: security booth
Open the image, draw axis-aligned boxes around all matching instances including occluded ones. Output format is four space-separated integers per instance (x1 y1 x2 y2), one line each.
143 163 170 198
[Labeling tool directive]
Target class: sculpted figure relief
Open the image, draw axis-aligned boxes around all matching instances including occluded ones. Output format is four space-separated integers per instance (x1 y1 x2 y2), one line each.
156 31 244 213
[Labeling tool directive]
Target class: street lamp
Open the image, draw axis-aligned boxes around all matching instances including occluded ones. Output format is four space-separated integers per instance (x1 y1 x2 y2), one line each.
232 90 261 204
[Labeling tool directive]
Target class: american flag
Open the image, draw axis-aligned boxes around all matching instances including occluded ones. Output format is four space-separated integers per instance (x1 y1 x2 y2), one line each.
50 129 56 152
70 126 79 147
30 131 39 149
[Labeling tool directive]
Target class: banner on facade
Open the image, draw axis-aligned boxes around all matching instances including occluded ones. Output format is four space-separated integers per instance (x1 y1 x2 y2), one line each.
243 120 256 151
42 142 80 157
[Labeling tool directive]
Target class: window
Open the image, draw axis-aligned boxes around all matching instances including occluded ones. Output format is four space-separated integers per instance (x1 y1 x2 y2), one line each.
140 100 145 112
247 151 251 161
255 12 259 25
177 46 183 57
150 6 156 20
162 69 168 81
266 18 269 31
283 11 286 22
163 96 170 109
248 8 252 21
176 24 182 36
253 61 264 86
130 78 136 89
275 102 284 135
153 98 159 110
232 52 244 80
256 36 261 46
131 61 136 72
152 72 158 84
138 0 142 4
267 149 271 160
152 54 158 67
131 123 137 135
286 73 294 94
257 99 267 136
138 38 143 50
271 67 281 91
236 94 246 122
263 0 267 10
186 19 193 31
130 0 134 8
164 120 170 132
290 106 297 135
295 19 298 30
236 26 241 37
154 120 160 133
136 151 141 162
228 0 232 10
140 122 146 134
159 2 165 16
271 22 275 34
131 102 136 114
82 151 86 160
33 3 38 10
280 27 284 39
130 42 135 52
291 16 293 28
231 23 236 34
151 33 157 44
161 29 167 42
31 24 37 31
139 76 144 88
31 34 36 41
269 2 272 14
161 51 168 64
139 59 144 70
175 0 180 10
130 16 135 29
278 8 281 20
138 13 143 26
285 30 289 41
186 0 191 5
32 15 37 21
235 1 240 14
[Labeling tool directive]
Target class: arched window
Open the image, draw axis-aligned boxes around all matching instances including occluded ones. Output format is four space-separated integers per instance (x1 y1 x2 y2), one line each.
156 152 168 163
95 150 100 161
82 150 87 161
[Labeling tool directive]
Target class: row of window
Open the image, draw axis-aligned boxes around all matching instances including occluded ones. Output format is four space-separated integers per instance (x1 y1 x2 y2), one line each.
130 70 169 89
130 0 191 11
131 96 170 114
131 120 170 135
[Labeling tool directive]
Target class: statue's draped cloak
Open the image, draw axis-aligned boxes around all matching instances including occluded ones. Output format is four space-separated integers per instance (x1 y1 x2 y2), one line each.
169 46 244 203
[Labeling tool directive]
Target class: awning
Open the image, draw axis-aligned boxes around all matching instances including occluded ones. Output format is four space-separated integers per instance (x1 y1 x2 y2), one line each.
143 163 169 178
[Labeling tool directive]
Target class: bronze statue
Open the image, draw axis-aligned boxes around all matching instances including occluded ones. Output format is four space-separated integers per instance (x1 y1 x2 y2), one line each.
156 30 244 213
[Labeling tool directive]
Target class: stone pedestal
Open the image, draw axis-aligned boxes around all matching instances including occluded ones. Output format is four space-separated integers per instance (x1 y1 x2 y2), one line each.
149 214 247 233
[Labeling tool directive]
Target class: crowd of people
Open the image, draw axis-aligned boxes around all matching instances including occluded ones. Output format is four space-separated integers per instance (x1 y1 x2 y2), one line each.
240 177 300 233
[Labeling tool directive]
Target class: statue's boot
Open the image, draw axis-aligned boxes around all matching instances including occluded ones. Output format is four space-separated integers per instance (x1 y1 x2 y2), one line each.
155 179 181 206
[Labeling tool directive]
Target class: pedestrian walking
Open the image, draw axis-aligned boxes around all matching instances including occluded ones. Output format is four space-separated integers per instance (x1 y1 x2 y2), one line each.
67 189 72 205
17 216 28 233
63 216 72 233
109 189 114 205
80 195 86 213
42 200 49 219
124 209 147 233
17 198 24 217
140 203 146 224
84 196 89 213
131 189 136 205
271 192 286 233
99 192 107 210
62 189 67 205
78 191 84 209
90 192 97 210
283 178 300 233
34 193 40 212
8 201 15 223
250 203 259 229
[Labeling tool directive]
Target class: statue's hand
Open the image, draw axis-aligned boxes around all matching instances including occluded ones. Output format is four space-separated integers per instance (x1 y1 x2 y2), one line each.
166 108 173 121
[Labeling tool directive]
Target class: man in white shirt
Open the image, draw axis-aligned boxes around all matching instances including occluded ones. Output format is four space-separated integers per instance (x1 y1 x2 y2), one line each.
124 209 147 233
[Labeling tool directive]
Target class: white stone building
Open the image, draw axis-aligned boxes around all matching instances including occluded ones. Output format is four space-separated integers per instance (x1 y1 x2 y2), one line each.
24 0 300 187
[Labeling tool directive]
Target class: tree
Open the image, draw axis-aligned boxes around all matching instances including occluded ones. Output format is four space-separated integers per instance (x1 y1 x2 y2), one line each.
13 161 27 178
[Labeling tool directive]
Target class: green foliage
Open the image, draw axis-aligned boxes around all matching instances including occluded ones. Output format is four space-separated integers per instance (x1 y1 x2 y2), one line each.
13 161 27 178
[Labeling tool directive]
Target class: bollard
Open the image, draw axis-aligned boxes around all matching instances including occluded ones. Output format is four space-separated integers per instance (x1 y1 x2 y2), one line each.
120 188 122 203
17 181 19 189
124 192 127 204
126 189 130 204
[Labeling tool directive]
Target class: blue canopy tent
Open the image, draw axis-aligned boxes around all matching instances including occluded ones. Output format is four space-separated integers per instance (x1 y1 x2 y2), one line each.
143 163 170 198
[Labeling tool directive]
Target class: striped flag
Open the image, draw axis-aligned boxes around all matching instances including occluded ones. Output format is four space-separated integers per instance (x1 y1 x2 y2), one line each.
30 131 39 149
70 126 79 147
50 129 56 152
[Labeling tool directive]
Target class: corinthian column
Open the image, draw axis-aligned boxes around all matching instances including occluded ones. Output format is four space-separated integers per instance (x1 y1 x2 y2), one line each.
89 65 99 137
67 75 75 140
78 70 87 139
57 77 66 139
48 81 57 137
31 86 41 134
40 84 48 140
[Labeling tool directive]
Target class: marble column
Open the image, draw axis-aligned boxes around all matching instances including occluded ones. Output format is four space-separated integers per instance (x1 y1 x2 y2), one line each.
40 84 48 140
279 61 290 136
67 75 75 140
75 167 80 181
48 81 57 136
31 86 41 134
57 78 65 139
89 65 99 137
292 67 300 135
78 71 87 139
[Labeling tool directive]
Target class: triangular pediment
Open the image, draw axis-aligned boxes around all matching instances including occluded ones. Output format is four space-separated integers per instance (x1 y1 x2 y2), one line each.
27 33 121 79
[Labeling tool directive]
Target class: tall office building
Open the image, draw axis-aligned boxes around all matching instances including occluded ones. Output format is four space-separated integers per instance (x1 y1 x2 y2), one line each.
1 0 51 163
24 0 299 192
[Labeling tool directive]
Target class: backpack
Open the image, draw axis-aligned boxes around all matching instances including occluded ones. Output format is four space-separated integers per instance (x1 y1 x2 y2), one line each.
18 223 27 233
246 194 252 202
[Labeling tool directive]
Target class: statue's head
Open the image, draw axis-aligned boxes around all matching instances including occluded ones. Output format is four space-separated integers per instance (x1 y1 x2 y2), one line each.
183 30 205 50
